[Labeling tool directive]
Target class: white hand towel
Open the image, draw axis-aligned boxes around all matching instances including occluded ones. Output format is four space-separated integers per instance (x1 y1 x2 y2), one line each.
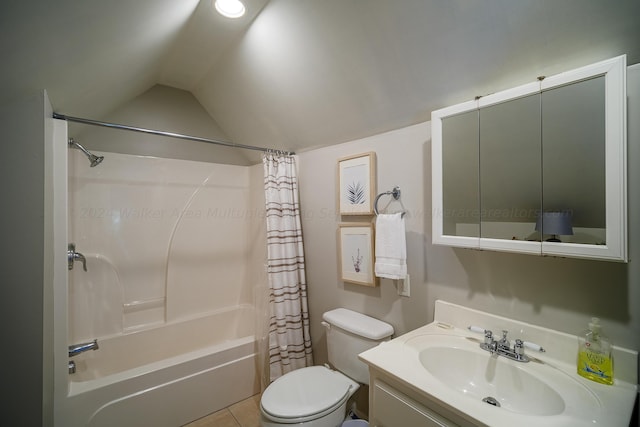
374 213 407 279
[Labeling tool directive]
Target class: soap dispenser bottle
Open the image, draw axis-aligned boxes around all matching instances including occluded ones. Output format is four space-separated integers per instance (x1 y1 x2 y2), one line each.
577 317 613 385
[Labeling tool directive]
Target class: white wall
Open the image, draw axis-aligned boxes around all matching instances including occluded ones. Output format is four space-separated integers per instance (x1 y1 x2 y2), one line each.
298 67 640 366
0 91 50 425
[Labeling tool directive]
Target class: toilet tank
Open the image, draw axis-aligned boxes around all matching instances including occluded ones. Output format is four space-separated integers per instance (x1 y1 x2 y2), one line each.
322 308 394 385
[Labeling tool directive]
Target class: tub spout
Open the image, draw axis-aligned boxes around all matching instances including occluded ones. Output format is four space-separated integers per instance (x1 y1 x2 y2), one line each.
69 339 99 357
68 243 87 272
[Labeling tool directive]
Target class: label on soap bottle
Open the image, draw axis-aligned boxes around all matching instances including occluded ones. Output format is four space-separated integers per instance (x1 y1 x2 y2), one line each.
577 347 613 385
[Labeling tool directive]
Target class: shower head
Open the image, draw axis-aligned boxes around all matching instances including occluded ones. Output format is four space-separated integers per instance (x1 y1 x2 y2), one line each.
68 138 104 167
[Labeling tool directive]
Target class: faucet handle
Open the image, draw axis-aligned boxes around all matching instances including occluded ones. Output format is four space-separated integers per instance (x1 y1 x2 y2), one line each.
468 326 493 344
468 325 488 334
522 341 545 352
514 339 545 353
514 339 525 355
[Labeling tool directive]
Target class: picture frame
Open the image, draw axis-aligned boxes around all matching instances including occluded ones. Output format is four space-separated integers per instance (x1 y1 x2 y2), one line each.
338 152 376 215
338 223 376 286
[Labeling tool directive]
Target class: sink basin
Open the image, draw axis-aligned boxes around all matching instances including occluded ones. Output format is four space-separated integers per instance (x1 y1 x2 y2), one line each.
402 334 602 420
419 345 564 415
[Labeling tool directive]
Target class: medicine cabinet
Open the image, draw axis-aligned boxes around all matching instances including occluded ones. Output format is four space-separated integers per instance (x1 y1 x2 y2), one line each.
432 55 627 262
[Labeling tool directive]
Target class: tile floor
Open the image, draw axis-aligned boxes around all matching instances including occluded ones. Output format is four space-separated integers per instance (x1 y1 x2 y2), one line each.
183 394 261 427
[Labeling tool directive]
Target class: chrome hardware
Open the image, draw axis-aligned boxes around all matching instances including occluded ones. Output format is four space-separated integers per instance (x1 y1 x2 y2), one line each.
68 339 99 357
482 396 501 407
486 339 498 355
483 329 493 345
484 330 498 354
68 360 76 374
514 339 525 358
468 326 545 363
68 138 104 167
497 330 510 351
373 186 407 217
68 243 87 271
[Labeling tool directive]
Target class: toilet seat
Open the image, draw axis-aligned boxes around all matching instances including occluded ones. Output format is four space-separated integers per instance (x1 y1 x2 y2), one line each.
261 366 358 424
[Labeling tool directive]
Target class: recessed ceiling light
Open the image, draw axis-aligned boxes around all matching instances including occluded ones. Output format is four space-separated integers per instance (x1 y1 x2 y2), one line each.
215 0 246 18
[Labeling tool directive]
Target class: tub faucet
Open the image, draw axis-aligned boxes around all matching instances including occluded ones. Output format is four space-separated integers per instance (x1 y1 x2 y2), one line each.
68 243 87 271
69 339 99 357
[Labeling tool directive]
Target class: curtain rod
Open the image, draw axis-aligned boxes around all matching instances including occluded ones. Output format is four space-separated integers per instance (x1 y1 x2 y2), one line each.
52 113 294 155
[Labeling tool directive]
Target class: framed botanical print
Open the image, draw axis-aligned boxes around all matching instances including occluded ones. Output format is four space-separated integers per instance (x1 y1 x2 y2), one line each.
338 152 376 215
338 223 376 286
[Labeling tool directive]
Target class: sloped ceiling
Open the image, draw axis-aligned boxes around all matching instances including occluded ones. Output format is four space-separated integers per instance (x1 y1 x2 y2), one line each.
1 0 639 163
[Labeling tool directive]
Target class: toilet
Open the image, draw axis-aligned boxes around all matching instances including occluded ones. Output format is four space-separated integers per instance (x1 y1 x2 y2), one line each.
260 308 394 427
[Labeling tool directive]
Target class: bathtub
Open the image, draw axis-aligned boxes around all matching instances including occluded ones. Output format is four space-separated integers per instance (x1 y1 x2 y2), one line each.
62 305 260 427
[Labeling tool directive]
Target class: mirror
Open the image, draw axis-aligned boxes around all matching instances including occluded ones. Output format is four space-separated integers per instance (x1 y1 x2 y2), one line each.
479 93 541 241
542 76 606 245
441 110 479 237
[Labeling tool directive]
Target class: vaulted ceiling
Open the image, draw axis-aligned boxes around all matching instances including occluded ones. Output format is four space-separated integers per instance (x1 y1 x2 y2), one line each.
2 0 639 164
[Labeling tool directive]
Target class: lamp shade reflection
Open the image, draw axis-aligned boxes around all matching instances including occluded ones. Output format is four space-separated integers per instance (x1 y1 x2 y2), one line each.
535 211 573 242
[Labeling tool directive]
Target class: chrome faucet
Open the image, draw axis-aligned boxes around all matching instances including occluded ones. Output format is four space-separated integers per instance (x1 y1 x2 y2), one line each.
68 243 87 271
468 326 545 362
68 339 99 357
497 330 510 351
480 329 498 354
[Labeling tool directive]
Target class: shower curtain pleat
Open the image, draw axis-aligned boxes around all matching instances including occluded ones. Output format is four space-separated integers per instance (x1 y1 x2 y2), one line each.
263 153 313 381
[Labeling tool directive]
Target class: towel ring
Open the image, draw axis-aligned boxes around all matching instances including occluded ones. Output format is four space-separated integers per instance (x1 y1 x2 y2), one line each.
374 186 406 217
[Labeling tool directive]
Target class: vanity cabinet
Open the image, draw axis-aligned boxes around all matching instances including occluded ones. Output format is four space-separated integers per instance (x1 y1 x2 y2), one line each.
368 369 477 427
432 55 627 261
372 381 455 427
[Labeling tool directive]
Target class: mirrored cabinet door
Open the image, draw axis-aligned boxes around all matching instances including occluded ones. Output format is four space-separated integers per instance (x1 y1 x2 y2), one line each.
441 110 479 239
540 55 627 261
479 93 541 249
541 76 606 246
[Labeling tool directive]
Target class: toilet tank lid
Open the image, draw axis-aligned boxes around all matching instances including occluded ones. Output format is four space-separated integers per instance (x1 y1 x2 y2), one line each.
323 308 394 340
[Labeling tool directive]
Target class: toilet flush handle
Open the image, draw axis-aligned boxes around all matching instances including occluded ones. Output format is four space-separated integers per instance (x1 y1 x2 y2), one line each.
321 321 331 330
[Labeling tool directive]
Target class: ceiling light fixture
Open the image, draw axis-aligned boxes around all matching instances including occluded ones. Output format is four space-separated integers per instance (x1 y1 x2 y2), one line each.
214 0 245 18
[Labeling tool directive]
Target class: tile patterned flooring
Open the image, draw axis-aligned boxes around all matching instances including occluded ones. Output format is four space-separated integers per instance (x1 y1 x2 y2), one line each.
183 394 261 427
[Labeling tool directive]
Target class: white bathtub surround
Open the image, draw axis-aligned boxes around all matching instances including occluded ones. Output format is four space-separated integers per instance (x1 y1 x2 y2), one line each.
263 153 313 381
68 150 259 336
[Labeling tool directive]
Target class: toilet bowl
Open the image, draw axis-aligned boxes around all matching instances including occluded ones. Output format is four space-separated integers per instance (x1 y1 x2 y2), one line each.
260 366 358 427
260 309 394 427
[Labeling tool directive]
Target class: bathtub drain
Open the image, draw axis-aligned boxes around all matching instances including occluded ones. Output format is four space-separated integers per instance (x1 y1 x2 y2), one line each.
482 396 500 407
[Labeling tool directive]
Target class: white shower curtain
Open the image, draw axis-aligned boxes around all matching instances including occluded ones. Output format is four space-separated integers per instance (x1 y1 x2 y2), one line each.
263 153 313 382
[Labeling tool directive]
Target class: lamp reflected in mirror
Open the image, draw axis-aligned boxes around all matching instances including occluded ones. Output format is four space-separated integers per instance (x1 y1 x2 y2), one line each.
535 211 573 242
